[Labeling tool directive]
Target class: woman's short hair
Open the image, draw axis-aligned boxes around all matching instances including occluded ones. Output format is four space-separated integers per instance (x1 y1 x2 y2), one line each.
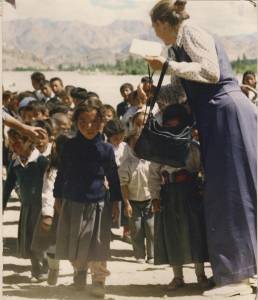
150 0 189 26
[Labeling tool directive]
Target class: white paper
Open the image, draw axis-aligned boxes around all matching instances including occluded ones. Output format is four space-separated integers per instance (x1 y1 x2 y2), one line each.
129 39 163 58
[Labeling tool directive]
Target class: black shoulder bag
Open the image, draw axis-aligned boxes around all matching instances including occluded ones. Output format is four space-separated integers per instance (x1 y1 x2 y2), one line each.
134 60 192 167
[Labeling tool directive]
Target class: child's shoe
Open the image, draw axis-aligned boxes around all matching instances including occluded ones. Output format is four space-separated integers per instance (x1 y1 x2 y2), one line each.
136 258 145 264
197 275 212 289
91 281 105 298
73 270 87 290
30 272 47 283
166 277 185 291
47 269 59 286
146 258 154 264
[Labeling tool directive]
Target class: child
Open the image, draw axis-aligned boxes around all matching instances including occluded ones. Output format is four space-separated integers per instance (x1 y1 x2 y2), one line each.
119 130 154 263
53 103 122 297
31 134 69 286
18 97 37 124
3 129 49 282
116 83 134 119
31 72 45 101
31 120 53 157
104 119 130 237
50 77 65 99
103 104 117 123
148 104 209 290
30 101 49 121
137 76 156 103
70 87 88 107
241 70 257 103
104 119 128 167
50 113 72 137
132 111 146 132
122 91 147 135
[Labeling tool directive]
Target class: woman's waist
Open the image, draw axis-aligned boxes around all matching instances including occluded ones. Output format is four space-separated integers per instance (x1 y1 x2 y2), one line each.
161 169 196 184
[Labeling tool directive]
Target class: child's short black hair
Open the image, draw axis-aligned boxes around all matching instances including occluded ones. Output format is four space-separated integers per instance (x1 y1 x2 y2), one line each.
3 90 12 103
8 128 30 143
65 85 75 96
31 72 46 83
141 76 153 84
31 119 53 138
72 103 105 124
49 104 70 116
39 79 51 88
103 104 117 118
30 101 48 115
86 98 103 107
242 71 256 83
120 83 134 94
86 91 100 101
104 119 125 138
162 104 190 126
50 77 63 86
71 87 88 102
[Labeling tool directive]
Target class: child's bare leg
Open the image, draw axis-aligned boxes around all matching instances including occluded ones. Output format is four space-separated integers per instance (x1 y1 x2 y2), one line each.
194 262 205 278
195 263 210 288
88 261 110 284
172 265 183 279
70 259 88 290
89 261 110 298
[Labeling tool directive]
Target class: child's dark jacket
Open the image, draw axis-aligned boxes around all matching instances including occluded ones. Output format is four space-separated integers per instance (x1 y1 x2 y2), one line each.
3 149 48 210
53 132 122 203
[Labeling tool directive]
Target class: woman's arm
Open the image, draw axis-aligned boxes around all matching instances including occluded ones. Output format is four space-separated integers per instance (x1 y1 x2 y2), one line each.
3 112 47 139
146 24 220 84
168 24 220 83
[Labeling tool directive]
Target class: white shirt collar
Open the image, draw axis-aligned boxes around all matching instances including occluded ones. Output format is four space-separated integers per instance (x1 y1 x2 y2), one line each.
13 148 41 168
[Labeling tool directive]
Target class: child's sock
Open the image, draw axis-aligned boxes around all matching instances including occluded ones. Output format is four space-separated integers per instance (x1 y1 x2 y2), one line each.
172 265 183 279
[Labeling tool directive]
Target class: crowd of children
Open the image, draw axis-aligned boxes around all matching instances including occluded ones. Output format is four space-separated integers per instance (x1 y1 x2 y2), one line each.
3 70 255 298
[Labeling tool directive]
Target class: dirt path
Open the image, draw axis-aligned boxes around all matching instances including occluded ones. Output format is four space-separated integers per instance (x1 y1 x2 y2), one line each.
3 197 256 300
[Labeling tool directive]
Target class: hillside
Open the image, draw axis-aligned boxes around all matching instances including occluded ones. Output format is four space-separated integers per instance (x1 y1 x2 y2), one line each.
2 19 257 71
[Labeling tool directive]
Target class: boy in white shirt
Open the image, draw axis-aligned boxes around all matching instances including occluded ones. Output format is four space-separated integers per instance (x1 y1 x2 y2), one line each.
119 130 154 263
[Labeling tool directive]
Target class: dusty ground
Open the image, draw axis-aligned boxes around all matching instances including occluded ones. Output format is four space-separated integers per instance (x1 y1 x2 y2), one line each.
2 196 257 300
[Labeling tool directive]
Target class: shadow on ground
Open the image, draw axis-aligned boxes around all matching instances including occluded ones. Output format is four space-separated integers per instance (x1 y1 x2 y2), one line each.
3 283 205 299
3 237 18 257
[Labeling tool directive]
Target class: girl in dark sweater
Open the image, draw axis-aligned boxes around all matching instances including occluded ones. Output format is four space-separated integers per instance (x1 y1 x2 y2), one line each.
53 103 122 297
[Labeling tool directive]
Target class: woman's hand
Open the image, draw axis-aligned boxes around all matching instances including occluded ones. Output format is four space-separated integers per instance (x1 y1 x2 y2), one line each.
152 199 161 213
41 215 53 232
124 202 133 218
145 56 167 71
21 124 47 140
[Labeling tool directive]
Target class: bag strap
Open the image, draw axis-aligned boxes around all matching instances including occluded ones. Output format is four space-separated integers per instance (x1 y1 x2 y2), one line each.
149 59 169 111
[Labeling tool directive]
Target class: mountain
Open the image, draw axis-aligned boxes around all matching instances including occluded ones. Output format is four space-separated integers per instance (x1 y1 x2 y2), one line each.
2 19 257 71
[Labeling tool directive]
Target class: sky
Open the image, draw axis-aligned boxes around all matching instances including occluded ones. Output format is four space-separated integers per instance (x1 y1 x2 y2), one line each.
2 0 257 36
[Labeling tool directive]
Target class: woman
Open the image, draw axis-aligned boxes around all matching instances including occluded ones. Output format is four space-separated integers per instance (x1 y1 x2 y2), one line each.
146 0 256 297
